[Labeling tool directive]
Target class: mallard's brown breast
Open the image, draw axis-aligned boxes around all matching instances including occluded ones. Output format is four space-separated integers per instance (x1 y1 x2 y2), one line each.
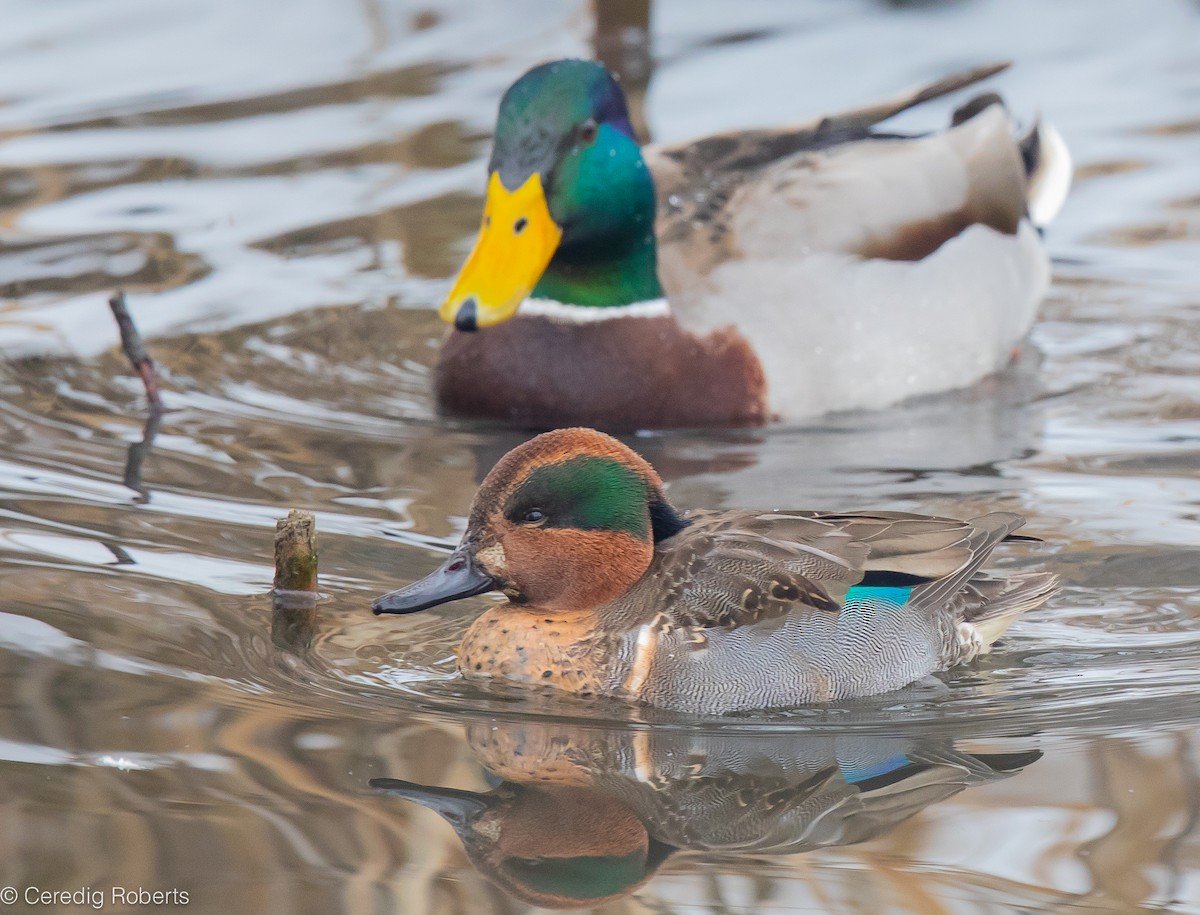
435 312 767 431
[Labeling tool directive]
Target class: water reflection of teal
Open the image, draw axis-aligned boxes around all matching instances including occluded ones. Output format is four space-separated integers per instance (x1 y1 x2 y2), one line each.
373 720 1040 909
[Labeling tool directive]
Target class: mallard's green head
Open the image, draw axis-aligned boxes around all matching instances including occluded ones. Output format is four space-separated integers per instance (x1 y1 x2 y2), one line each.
441 60 661 330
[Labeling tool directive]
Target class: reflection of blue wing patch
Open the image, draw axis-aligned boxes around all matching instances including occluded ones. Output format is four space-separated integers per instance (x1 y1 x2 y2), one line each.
840 752 912 785
844 585 914 613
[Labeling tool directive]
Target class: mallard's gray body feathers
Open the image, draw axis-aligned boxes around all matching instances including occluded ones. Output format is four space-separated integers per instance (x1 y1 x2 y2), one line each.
645 63 1071 420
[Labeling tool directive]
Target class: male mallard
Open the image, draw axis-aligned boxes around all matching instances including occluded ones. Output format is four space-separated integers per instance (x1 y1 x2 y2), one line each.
433 59 1071 430
372 428 1057 714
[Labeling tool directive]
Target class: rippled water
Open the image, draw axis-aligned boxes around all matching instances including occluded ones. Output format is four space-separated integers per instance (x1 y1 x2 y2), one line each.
2 0 1200 912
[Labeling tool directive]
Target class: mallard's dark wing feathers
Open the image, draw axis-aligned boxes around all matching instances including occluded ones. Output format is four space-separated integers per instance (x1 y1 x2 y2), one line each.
820 61 1012 140
647 62 1011 203
645 62 1014 249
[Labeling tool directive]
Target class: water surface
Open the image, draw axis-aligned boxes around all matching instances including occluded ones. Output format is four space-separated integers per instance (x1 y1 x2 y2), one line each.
2 0 1200 912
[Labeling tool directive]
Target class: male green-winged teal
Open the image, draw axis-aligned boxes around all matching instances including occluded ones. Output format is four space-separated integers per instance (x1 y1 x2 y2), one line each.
372 428 1057 714
433 59 1071 430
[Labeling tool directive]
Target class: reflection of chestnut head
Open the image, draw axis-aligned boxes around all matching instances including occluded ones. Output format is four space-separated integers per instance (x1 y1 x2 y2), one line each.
373 720 1045 909
371 779 673 909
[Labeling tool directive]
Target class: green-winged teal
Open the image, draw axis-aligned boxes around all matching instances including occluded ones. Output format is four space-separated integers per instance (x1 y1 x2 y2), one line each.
373 428 1057 714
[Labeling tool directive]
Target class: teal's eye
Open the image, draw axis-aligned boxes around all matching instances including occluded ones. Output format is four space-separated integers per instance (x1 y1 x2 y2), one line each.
579 118 598 144
522 509 546 524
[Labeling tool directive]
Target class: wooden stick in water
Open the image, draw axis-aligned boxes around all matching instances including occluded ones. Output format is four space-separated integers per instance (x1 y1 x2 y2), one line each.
273 509 318 593
108 290 164 414
272 510 319 652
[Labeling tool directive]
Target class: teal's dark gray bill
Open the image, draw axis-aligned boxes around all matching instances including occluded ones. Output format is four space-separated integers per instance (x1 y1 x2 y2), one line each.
369 777 491 826
372 548 496 615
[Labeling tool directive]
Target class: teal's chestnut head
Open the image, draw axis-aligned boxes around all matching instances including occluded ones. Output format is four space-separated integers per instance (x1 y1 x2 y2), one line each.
373 428 689 617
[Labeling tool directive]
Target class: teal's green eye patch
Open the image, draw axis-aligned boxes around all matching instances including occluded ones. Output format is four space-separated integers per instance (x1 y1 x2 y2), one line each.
506 456 649 539
500 850 648 901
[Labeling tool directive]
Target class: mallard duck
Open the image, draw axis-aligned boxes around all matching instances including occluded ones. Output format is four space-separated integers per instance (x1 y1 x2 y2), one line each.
372 428 1057 713
432 59 1071 430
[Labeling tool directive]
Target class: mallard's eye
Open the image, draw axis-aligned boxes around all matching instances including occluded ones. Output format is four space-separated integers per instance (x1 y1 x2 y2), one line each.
579 118 598 144
522 509 545 525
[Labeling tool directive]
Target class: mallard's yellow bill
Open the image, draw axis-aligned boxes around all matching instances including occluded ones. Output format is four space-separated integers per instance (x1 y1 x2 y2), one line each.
440 172 562 331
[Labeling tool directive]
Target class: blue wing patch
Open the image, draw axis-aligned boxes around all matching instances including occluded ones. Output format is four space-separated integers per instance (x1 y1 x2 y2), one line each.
840 751 913 785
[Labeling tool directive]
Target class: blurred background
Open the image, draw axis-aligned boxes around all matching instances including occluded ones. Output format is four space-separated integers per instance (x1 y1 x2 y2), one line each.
1 0 1199 913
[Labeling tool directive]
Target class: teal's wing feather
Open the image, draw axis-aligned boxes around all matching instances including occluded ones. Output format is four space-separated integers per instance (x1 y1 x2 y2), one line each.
641 510 1032 633
628 508 1052 689
842 584 916 616
623 511 1052 711
638 510 870 632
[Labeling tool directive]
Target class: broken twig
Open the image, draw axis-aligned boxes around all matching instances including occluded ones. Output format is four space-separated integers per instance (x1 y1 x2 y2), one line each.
108 290 164 414
108 290 164 501
122 409 163 504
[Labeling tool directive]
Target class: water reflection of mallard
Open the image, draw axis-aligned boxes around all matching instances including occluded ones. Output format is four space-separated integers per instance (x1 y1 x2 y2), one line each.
372 720 1040 909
